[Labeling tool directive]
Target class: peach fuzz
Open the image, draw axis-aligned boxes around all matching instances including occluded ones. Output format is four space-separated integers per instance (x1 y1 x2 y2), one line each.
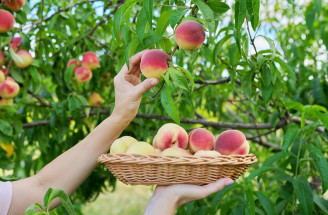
0 78 20 99
175 20 205 51
0 9 15 33
4 0 25 11
88 92 104 106
82 52 99 70
74 67 92 83
14 50 33 68
153 123 188 151
194 150 221 157
140 49 169 79
126 141 156 155
67 59 80 71
161 148 190 156
215 130 250 155
0 70 5 83
0 53 5 67
188 128 215 154
10 37 22 51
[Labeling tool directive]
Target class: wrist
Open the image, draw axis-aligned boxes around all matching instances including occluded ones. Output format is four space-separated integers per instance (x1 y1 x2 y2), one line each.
111 108 134 125
144 188 179 215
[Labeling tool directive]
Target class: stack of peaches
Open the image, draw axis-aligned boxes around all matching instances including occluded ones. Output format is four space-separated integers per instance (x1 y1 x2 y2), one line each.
110 123 249 157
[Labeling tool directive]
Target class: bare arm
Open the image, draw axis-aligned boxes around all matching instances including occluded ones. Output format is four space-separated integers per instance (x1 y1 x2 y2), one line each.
8 50 159 214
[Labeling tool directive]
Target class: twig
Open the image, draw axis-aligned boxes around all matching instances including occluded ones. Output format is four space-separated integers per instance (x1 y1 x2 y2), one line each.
152 81 165 98
27 90 51 107
245 15 258 56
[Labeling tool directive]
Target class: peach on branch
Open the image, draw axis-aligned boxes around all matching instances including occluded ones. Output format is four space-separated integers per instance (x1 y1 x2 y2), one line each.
194 150 221 157
0 78 20 98
81 52 99 70
74 67 92 83
153 123 188 151
188 128 215 154
161 147 190 156
10 37 22 51
126 141 156 155
88 92 104 106
0 98 13 106
140 49 169 79
0 53 5 67
67 59 80 71
14 50 33 68
0 70 5 83
175 20 205 51
0 9 15 33
1 68 8 75
4 0 25 11
214 130 250 155
110 136 138 154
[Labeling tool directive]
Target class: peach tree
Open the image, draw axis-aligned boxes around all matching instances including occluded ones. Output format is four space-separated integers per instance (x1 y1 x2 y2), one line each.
0 0 328 214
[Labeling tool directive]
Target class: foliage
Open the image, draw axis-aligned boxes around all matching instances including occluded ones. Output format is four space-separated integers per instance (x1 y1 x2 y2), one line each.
0 0 327 214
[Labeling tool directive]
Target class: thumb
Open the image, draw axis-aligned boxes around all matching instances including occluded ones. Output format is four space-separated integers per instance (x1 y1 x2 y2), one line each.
136 78 159 96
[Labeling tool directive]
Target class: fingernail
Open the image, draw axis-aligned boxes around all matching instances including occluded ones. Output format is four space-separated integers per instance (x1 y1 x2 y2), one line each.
151 79 159 85
224 178 234 186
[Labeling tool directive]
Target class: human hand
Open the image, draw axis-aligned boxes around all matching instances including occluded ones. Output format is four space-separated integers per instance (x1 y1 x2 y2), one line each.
112 50 159 121
144 178 234 215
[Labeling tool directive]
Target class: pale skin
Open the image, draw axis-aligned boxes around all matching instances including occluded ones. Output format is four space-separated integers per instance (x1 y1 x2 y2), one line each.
7 50 233 215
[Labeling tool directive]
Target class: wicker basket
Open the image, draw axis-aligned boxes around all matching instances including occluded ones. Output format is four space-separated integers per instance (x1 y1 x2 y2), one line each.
97 153 257 186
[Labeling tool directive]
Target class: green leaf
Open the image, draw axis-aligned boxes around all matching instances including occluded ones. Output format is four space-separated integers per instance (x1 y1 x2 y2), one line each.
9 47 24 64
25 203 46 215
241 72 253 97
125 38 140 68
168 67 189 91
143 0 153 26
235 0 247 32
251 0 260 30
64 65 74 84
313 193 328 214
136 9 147 41
138 35 163 50
44 188 76 215
257 54 266 68
213 34 233 65
282 125 299 153
312 76 328 107
292 176 314 215
246 166 285 183
207 0 230 13
262 65 272 87
261 36 276 60
194 0 215 34
158 38 172 53
308 145 328 194
156 10 174 35
113 6 123 41
174 66 194 92
68 96 81 118
262 83 273 102
161 85 180 124
169 8 188 28
244 183 255 215
0 119 13 136
30 67 41 84
273 57 295 79
255 191 277 215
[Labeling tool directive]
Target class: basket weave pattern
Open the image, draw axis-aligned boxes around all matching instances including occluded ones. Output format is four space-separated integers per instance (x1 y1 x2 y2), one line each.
97 153 258 185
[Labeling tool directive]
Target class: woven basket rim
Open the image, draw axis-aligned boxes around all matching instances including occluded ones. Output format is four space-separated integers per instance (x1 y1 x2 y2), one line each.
97 153 258 166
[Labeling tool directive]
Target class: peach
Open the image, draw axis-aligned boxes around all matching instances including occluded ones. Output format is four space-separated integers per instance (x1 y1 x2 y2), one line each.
0 98 13 106
0 70 5 83
161 148 190 156
110 136 138 154
4 0 25 12
81 52 99 70
67 59 80 71
140 49 169 79
175 20 205 51
126 141 156 155
1 68 8 75
10 37 22 51
88 92 104 106
194 150 221 157
188 128 215 154
0 53 5 67
215 130 250 155
74 67 92 83
0 78 20 98
0 9 15 33
153 123 188 151
14 50 33 68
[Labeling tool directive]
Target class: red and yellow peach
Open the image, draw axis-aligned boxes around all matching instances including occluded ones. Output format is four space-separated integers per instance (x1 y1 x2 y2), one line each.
3 0 25 12
10 37 22 51
140 49 169 79
14 50 33 68
153 123 188 151
0 78 20 98
67 59 80 71
214 130 250 155
82 52 99 70
0 9 15 33
74 66 92 83
126 141 156 155
175 20 205 51
188 128 215 154
88 92 104 106
161 147 190 156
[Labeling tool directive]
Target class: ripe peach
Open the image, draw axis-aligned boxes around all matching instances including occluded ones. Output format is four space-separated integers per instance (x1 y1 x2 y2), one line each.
175 20 205 51
0 53 5 67
81 52 99 70
188 128 215 154
0 98 13 106
153 123 188 151
0 9 15 33
215 130 250 155
1 68 8 75
0 70 5 83
110 136 138 154
140 49 169 79
4 0 25 12
194 150 221 157
14 50 33 68
74 67 92 83
67 59 80 71
126 141 156 155
88 92 104 106
10 37 22 51
0 78 20 98
161 147 190 156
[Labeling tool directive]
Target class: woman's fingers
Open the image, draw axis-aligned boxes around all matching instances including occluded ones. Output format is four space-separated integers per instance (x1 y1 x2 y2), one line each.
200 178 234 197
135 78 159 97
